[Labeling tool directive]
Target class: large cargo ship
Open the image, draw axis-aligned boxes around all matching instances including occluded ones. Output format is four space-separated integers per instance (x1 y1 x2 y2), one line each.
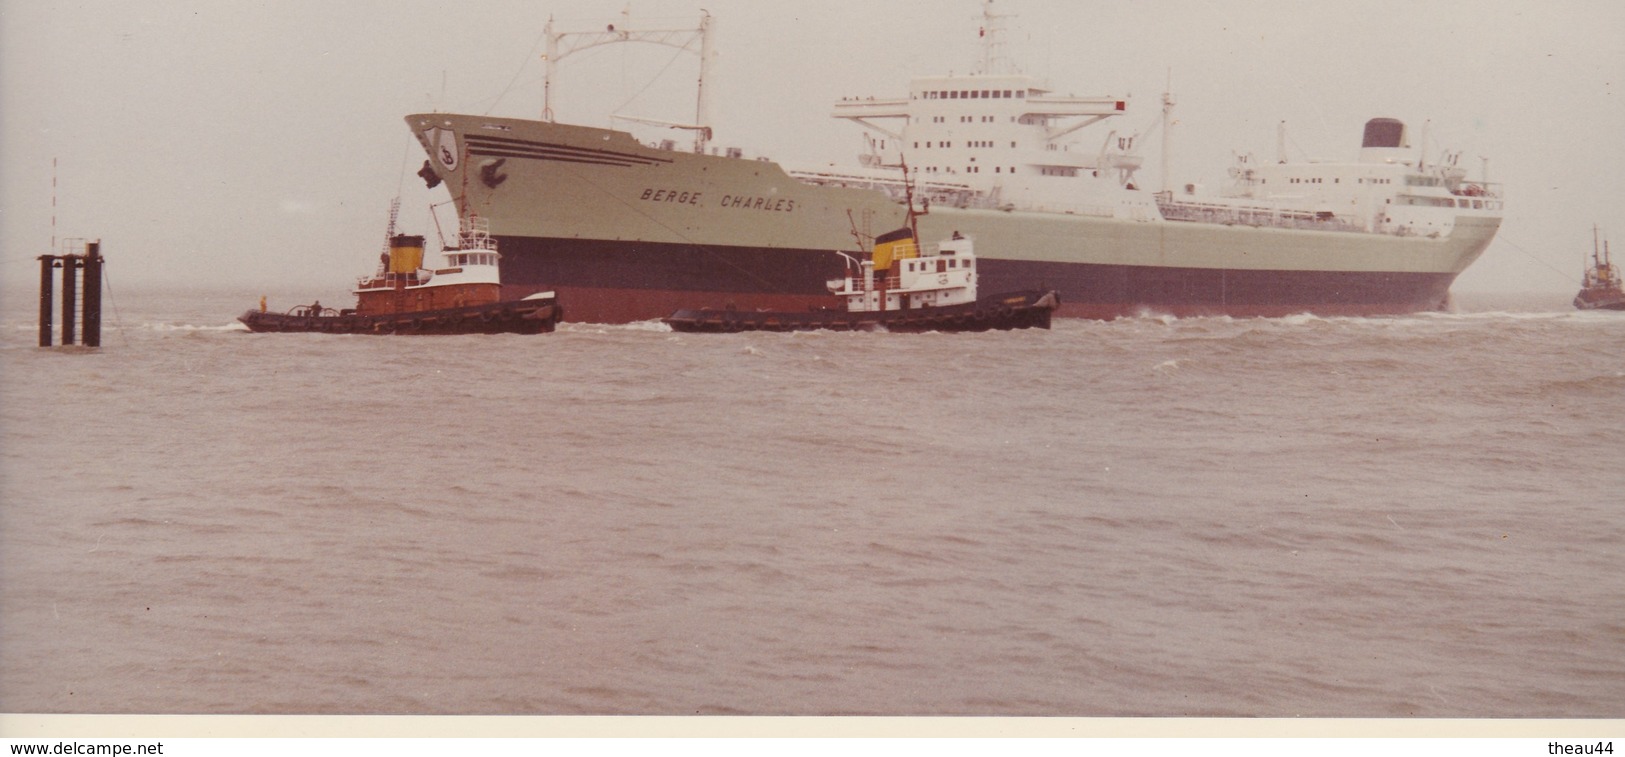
407 2 1503 323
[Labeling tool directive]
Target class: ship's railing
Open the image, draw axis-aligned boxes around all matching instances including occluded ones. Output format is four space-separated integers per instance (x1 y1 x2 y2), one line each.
1155 197 1371 234
836 270 905 293
1448 180 1502 200
1018 202 1129 220
456 216 499 252
355 271 427 290
786 170 991 209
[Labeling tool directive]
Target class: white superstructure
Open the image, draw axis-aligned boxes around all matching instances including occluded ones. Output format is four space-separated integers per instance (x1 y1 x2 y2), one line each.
787 1 1502 239
829 235 979 312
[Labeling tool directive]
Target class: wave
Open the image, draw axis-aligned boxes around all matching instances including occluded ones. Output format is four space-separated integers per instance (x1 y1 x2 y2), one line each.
1541 371 1625 395
146 321 249 332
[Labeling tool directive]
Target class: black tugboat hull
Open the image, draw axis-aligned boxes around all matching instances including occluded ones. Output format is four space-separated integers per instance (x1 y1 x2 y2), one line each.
663 291 1058 333
238 298 561 335
1574 289 1625 311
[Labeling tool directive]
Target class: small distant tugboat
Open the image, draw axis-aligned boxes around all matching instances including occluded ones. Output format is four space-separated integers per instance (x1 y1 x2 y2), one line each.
1574 225 1625 311
664 228 1057 333
240 215 560 334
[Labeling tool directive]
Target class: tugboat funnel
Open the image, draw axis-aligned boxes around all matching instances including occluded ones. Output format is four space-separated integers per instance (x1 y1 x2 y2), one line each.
872 227 916 272
388 235 426 274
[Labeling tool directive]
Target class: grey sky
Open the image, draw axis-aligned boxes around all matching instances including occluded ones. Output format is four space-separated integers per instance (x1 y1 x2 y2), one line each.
3 0 1620 296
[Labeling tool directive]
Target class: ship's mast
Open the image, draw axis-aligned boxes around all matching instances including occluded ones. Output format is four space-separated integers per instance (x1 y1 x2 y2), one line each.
1592 224 1605 279
1417 120 1430 171
976 0 1016 75
541 10 715 153
1160 77 1175 194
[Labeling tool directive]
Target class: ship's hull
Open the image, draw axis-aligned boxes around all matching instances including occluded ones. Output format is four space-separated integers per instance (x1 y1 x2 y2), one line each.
1574 290 1625 311
410 114 1500 323
238 297 560 335
492 233 1475 323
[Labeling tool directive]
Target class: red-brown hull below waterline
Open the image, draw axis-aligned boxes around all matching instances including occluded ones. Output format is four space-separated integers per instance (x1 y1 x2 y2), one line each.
490 237 1462 324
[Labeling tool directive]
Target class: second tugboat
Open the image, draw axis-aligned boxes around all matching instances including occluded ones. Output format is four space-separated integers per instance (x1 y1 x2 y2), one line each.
663 228 1057 333
1574 225 1625 311
240 214 561 334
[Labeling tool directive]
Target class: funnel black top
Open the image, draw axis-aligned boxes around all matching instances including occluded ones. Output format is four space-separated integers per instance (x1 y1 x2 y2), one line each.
1362 118 1407 149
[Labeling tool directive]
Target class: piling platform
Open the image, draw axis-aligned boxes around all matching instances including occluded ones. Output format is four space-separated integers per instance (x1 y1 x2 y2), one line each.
38 240 103 348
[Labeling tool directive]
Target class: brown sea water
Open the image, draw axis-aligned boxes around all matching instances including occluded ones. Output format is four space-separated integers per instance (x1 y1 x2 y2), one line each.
2 287 1622 717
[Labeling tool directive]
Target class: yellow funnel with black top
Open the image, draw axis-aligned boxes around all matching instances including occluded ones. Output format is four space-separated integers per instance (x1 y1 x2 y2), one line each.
388 235 425 274
871 227 916 272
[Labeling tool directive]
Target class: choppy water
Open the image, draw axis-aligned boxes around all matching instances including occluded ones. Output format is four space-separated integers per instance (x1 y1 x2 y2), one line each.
2 287 1622 717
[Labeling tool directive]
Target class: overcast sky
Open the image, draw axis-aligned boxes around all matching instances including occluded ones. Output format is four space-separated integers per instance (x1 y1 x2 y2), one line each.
2 0 1620 297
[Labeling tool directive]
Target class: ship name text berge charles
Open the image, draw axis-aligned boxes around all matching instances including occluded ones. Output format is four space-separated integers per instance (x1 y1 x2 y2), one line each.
641 188 797 213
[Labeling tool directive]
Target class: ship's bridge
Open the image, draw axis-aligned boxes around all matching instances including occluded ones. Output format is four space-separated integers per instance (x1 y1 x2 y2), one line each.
809 0 1154 215
833 73 1130 185
833 74 1126 141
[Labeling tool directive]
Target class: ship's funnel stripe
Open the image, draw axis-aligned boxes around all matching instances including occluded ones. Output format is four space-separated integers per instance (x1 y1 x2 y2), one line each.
875 228 915 245
464 136 672 167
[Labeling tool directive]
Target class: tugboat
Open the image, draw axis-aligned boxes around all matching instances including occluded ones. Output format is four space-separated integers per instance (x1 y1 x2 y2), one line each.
663 227 1057 333
1574 225 1625 311
665 167 1056 333
239 214 561 334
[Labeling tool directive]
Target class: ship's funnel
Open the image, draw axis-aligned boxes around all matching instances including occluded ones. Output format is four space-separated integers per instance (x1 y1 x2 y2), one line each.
388 235 426 274
1361 118 1408 149
872 227 917 272
1360 118 1412 164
